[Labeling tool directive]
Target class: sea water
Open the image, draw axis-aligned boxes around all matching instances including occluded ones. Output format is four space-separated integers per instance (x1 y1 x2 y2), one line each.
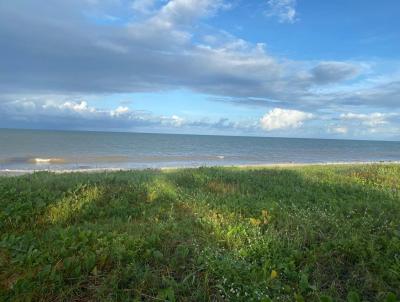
0 128 399 171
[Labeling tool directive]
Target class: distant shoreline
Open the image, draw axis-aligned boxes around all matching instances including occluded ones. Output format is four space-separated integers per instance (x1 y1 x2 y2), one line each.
1 161 399 176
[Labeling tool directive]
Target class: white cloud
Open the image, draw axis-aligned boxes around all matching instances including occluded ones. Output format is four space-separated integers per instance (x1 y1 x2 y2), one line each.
58 101 96 113
2 0 392 111
260 108 313 131
131 0 156 14
110 106 130 117
327 112 400 138
2 96 399 139
266 0 297 24
330 126 348 134
170 115 185 127
340 112 395 127
154 0 227 27
1 0 400 141
0 98 258 133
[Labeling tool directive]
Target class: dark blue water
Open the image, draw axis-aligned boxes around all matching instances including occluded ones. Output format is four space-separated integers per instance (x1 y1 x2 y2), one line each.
0 128 399 170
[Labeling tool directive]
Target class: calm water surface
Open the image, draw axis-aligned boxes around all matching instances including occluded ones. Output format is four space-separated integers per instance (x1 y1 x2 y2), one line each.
0 129 399 170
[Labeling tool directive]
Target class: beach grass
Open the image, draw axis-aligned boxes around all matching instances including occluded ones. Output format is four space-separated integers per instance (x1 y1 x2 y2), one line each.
0 164 399 301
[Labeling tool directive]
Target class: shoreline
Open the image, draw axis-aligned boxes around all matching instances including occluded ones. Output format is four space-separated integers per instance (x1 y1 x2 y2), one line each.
1 160 399 176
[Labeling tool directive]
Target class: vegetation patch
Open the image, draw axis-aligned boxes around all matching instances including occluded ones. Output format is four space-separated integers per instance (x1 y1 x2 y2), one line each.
0 165 399 301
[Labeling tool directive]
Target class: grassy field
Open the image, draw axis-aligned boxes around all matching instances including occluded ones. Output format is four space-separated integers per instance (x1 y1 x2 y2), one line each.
0 165 399 301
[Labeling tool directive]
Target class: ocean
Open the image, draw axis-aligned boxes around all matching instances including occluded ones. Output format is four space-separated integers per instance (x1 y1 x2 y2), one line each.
0 128 399 171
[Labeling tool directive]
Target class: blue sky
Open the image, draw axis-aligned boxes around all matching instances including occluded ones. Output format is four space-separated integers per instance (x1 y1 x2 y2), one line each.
0 0 399 140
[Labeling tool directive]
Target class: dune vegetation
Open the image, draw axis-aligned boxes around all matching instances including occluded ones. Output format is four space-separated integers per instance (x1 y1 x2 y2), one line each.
0 164 399 301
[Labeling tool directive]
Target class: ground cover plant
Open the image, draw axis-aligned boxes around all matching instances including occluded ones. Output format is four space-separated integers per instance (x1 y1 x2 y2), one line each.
0 164 399 301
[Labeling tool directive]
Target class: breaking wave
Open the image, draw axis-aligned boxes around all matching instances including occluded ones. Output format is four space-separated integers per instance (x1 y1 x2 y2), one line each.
28 158 66 164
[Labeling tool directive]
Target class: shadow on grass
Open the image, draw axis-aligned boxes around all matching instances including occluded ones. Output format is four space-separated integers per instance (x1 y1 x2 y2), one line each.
1 171 225 301
166 166 400 301
1 166 399 301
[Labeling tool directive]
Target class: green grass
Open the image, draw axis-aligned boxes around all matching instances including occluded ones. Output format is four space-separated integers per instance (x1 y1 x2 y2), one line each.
0 164 399 301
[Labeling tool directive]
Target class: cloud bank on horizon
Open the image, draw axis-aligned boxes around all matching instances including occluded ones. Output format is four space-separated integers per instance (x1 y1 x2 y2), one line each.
0 0 399 140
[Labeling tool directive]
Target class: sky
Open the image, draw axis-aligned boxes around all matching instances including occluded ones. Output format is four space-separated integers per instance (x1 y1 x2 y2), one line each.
0 0 399 140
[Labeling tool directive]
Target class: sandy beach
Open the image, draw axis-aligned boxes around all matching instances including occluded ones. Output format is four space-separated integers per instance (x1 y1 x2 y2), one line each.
1 160 399 176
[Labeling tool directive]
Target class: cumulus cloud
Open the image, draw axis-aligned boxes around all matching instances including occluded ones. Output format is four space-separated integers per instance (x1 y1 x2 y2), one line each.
154 0 227 26
0 0 377 108
58 101 96 113
170 115 185 127
340 112 396 127
326 111 400 138
0 0 399 140
0 97 257 134
110 106 130 117
329 126 348 134
2 95 399 139
259 108 313 131
0 98 173 130
265 0 297 23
